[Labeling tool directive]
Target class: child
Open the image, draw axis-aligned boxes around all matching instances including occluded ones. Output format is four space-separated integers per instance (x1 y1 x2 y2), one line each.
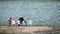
17 19 20 27
12 19 16 27
8 18 12 26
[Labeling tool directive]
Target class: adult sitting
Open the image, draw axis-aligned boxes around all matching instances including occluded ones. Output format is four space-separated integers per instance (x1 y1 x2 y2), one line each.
19 17 27 26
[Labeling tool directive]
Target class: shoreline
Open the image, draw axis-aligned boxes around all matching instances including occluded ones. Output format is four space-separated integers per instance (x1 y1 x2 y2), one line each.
0 26 60 34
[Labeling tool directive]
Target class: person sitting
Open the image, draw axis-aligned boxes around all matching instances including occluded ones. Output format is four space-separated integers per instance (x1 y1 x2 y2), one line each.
17 19 20 27
12 19 16 27
19 17 27 26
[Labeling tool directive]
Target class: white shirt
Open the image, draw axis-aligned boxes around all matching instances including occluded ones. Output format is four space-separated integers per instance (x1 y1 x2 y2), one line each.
17 20 20 24
12 20 16 24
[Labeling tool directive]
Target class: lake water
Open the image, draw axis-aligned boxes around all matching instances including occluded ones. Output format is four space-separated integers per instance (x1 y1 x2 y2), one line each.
0 0 60 26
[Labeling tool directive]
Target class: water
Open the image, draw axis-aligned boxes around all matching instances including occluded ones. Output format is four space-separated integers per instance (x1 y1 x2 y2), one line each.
0 1 60 26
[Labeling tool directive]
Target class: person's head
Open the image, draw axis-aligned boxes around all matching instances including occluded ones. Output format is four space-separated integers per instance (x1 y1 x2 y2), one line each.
10 17 12 19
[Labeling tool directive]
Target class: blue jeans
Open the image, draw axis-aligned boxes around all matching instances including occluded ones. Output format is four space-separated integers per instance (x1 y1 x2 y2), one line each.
20 21 23 25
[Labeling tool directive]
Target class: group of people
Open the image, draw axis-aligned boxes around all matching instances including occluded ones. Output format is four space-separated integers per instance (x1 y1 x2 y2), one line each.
8 17 27 27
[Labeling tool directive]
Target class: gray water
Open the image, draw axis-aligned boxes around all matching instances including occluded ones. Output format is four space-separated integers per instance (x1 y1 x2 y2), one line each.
0 0 60 26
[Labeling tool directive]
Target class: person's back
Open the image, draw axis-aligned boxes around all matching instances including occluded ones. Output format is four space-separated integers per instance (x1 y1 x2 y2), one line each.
19 17 24 25
26 19 32 26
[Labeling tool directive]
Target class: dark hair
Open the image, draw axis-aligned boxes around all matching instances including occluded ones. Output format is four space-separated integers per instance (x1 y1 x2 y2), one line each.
10 17 12 19
19 17 24 21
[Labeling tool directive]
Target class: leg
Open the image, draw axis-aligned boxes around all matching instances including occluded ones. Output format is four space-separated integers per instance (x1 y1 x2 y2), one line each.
9 23 11 26
20 21 23 26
